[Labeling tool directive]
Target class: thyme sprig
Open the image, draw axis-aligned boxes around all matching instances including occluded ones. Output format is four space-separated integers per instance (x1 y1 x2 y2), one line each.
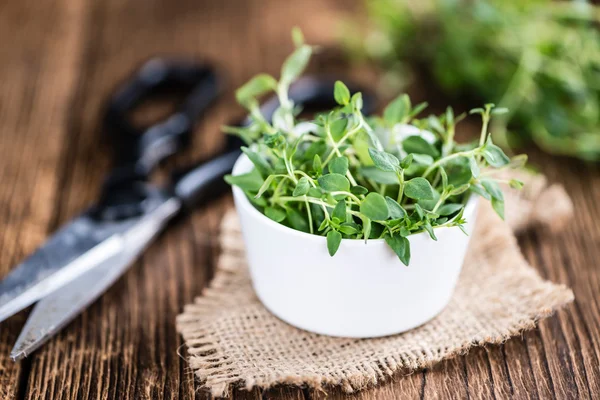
352 0 600 161
226 29 525 265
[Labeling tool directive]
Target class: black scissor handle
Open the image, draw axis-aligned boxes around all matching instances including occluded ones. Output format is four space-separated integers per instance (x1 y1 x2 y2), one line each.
94 59 220 221
173 76 377 210
104 58 220 175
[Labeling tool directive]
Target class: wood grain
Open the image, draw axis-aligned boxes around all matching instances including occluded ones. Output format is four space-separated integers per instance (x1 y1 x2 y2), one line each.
0 0 597 399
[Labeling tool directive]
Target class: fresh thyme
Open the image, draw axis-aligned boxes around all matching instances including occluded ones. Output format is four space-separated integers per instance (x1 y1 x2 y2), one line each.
225 29 525 265
352 0 600 161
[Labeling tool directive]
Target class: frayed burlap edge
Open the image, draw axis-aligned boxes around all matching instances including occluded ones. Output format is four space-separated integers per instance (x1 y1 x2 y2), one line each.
177 172 574 398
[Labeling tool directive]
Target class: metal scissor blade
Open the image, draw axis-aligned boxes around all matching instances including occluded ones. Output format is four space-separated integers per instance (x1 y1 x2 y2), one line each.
10 198 180 360
0 214 130 324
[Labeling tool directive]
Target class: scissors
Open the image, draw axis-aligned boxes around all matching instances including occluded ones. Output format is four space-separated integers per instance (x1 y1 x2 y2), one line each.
0 58 375 360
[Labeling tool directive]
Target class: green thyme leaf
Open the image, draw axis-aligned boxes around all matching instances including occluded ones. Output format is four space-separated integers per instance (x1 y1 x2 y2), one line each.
416 190 439 213
481 179 504 201
318 218 328 232
339 222 360 235
469 156 480 178
423 221 437 241
241 147 271 178
445 156 472 186
332 200 346 222
327 230 342 256
384 235 411 266
286 207 309 232
313 154 322 175
334 81 351 105
437 203 464 216
351 92 363 111
329 156 349 175
360 193 389 221
351 185 368 195
411 153 434 166
359 167 398 184
318 173 350 192
308 187 322 198
491 107 509 115
428 115 444 133
440 167 449 189
448 184 470 196
491 197 505 220
235 74 277 106
369 222 384 239
509 154 528 169
404 177 435 200
302 140 326 162
385 196 406 219
265 206 286 222
293 177 310 197
411 101 428 117
281 45 312 85
291 26 304 47
329 117 348 142
402 136 440 158
256 175 277 198
249 195 267 208
483 143 510 167
224 169 263 192
400 154 413 169
414 203 425 219
264 132 284 148
383 94 410 125
362 217 371 241
509 179 524 189
368 148 400 172
470 183 491 200
446 107 454 127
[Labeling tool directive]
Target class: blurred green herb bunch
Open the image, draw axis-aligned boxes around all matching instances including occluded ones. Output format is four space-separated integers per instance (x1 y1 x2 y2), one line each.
225 29 526 265
351 0 600 160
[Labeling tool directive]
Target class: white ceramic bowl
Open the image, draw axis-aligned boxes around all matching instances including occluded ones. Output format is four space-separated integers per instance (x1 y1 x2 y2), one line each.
231 155 478 338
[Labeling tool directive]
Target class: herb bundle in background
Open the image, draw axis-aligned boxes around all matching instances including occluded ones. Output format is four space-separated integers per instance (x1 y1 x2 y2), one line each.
351 0 600 161
225 29 525 265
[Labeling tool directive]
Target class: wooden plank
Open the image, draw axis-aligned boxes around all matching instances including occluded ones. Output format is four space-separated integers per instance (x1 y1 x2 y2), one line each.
484 346 515 399
462 348 498 399
232 386 306 400
20 0 248 396
310 374 423 400
0 0 88 397
515 154 600 400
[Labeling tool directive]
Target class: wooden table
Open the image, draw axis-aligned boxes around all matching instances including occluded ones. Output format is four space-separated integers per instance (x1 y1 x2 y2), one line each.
0 0 598 398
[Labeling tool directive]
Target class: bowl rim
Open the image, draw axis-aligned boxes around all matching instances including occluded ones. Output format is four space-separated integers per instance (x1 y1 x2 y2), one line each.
231 153 479 246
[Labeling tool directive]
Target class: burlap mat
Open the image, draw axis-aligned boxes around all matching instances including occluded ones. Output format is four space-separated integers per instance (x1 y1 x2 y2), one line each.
177 170 574 398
